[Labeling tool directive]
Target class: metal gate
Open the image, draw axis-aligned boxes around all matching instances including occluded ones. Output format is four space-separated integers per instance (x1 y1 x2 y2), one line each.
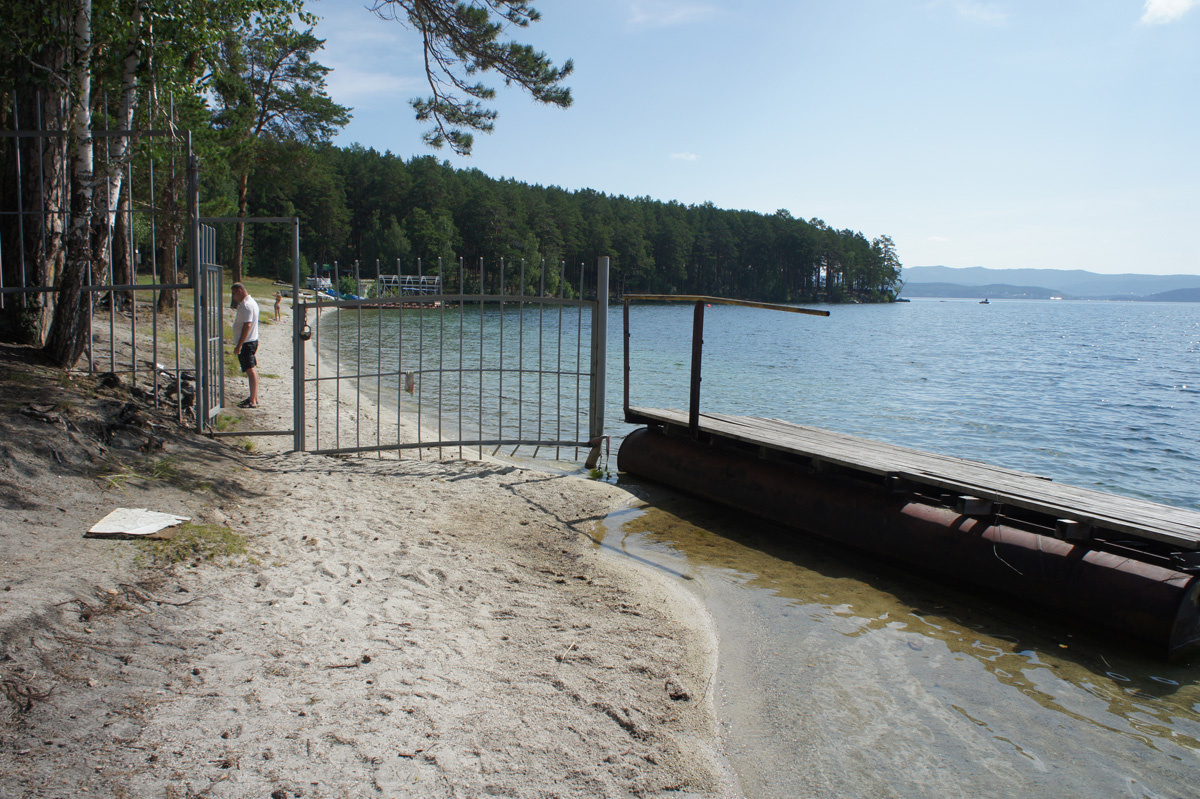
296 256 608 464
193 222 224 427
193 215 300 445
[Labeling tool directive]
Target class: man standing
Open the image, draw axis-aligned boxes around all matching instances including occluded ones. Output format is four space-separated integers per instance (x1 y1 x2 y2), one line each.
230 282 260 408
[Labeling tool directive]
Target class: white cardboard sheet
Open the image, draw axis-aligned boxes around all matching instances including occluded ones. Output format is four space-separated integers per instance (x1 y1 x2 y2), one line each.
87 508 191 539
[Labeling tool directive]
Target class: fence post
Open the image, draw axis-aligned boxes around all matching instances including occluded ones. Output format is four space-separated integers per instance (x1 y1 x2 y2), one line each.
188 146 204 434
588 256 609 456
292 216 303 452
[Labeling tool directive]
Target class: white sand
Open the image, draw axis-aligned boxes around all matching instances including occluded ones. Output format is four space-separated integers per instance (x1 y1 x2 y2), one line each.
0 293 740 798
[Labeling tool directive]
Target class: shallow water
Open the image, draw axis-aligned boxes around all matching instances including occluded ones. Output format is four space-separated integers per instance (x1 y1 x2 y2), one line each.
602 493 1200 798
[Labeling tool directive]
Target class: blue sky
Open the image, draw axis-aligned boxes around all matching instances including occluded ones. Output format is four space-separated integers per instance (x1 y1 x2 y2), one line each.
312 1 1199 275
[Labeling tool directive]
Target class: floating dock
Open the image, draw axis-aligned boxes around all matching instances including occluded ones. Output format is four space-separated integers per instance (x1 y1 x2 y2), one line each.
618 296 1200 658
620 408 1200 658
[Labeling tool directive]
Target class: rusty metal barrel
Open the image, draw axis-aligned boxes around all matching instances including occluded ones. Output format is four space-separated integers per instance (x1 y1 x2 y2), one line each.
619 426 1200 657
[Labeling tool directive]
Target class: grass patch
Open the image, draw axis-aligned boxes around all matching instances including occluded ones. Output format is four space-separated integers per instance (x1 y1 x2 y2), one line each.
136 522 251 565
224 350 241 378
214 412 240 432
100 454 192 491
5 369 41 387
148 455 180 481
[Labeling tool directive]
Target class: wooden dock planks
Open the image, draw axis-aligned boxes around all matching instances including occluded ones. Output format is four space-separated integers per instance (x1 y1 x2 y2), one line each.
628 406 1200 551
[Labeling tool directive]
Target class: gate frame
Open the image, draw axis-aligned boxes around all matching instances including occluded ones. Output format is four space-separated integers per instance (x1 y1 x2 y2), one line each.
296 255 609 461
192 212 300 444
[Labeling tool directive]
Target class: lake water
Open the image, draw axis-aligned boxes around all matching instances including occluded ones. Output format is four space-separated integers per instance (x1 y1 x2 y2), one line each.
615 297 1199 508
329 297 1200 797
608 297 1200 798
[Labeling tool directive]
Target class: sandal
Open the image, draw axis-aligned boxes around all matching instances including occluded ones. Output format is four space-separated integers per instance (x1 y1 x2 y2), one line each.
236 398 258 409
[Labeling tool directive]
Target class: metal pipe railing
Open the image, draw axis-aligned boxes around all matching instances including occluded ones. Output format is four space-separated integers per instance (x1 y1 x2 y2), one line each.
621 294 830 437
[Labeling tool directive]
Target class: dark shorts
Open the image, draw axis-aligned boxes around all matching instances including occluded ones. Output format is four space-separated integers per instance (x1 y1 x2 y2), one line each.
237 340 258 372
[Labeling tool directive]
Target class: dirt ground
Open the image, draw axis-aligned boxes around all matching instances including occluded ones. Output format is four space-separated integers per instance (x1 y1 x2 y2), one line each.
0 297 738 798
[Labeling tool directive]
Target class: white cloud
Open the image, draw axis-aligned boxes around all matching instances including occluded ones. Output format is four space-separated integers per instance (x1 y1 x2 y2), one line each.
325 66 423 104
316 6 424 104
925 0 1008 26
628 1 716 29
1140 0 1200 25
952 1 1007 25
670 152 700 161
927 235 951 243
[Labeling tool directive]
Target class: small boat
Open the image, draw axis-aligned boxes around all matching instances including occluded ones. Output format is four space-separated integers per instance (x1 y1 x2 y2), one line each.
979 298 990 304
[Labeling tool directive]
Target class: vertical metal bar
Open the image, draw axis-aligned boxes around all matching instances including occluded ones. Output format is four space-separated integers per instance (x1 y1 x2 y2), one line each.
403 251 408 453
591 256 610 444
418 257 425 458
13 95 27 307
336 274 342 451
0 206 5 310
36 95 47 299
101 95 114 376
438 257 444 459
314 292 321 450
292 217 303 452
495 257 504 456
189 145 204 433
689 299 705 439
622 297 630 422
515 258 525 456
534 260 545 458
575 261 584 459
555 261 564 460
478 257 484 459
458 257 464 460
398 255 405 456
126 178 137 387
154 132 175 419
376 257 383 457
355 262 362 454
107 197 115 375
136 156 155 404
215 235 224 414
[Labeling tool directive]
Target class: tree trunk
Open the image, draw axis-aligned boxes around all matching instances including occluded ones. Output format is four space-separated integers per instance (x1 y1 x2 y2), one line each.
155 144 187 314
43 0 95 368
232 168 249 283
44 176 96 367
156 223 179 314
111 189 133 310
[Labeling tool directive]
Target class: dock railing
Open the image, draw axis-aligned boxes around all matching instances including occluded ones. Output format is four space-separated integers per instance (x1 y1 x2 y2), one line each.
621 295 829 438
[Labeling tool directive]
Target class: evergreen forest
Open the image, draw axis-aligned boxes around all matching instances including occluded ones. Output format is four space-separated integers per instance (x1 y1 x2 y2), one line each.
230 141 903 303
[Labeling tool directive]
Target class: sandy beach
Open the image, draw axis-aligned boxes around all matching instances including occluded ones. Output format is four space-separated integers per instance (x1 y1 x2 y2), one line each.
0 292 738 798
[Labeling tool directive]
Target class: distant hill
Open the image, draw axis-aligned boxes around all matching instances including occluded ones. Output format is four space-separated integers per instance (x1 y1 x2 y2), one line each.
903 266 1200 298
902 282 1063 300
1144 287 1200 303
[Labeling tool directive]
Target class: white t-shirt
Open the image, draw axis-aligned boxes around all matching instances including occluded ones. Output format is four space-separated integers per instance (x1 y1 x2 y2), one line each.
234 294 260 343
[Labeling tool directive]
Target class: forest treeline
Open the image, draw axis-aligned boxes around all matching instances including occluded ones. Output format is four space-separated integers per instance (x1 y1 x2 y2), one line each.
233 141 903 303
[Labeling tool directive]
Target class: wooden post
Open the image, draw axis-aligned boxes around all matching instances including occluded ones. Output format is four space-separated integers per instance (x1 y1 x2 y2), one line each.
689 300 704 438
